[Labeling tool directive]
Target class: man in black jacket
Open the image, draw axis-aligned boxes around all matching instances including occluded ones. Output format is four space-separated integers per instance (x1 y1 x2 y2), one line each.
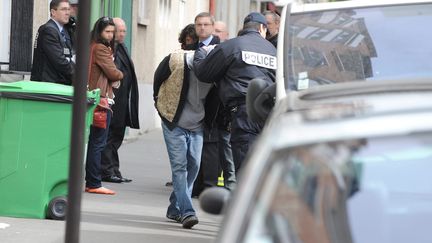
101 17 140 183
31 0 75 85
193 12 276 177
264 11 280 48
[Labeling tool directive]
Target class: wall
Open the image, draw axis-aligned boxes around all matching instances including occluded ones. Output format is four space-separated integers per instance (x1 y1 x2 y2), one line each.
215 0 251 39
33 0 50 58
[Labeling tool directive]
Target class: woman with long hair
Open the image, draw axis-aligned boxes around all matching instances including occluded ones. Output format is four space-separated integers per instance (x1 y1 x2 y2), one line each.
85 16 123 195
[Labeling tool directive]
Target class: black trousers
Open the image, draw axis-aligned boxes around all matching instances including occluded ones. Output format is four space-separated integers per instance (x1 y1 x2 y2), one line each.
101 125 126 178
229 104 262 177
217 129 236 190
192 126 220 197
192 125 237 196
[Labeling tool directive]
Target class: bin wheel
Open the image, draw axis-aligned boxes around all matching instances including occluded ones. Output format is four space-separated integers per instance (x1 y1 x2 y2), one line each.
47 196 67 220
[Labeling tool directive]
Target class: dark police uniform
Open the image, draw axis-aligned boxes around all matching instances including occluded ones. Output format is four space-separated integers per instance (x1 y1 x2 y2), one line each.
193 27 276 175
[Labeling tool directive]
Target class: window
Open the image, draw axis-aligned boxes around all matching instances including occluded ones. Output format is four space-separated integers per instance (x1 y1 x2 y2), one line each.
286 4 432 91
158 0 171 28
241 132 432 243
178 0 185 29
0 0 11 64
138 0 150 25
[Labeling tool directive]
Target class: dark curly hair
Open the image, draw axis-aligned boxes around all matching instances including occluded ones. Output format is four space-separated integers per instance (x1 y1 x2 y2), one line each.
178 24 198 50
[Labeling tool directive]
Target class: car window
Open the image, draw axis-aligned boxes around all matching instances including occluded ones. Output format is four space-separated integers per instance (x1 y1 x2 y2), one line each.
240 132 432 243
348 134 432 243
286 4 432 91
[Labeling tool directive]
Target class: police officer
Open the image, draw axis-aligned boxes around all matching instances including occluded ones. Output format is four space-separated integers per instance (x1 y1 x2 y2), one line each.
193 12 276 177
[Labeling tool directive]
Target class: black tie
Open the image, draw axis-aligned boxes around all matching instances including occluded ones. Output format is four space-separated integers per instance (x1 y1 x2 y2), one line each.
61 29 71 48
199 42 205 48
61 29 66 42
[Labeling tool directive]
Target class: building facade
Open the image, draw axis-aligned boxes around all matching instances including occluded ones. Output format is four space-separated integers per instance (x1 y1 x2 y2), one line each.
0 0 337 134
0 0 211 134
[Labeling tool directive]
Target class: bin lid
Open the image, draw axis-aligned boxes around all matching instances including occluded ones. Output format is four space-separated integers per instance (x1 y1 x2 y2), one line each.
0 81 100 103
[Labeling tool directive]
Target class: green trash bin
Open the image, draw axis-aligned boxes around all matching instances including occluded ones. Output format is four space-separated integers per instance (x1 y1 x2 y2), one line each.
0 80 99 220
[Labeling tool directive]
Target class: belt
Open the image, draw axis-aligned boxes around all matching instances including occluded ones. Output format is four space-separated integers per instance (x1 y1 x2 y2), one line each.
226 99 245 109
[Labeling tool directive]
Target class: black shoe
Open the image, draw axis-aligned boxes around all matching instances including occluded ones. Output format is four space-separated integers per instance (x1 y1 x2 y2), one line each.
102 175 123 183
121 177 132 183
182 215 199 229
166 214 181 223
165 181 173 187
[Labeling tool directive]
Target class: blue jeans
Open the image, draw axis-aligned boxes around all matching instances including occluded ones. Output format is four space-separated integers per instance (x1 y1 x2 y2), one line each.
85 109 112 188
162 122 203 221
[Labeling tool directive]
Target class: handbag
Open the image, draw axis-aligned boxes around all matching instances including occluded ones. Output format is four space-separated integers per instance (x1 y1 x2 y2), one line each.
92 97 110 129
89 43 111 129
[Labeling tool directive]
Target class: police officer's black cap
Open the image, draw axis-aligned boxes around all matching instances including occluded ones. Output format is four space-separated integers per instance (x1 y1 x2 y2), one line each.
244 12 267 28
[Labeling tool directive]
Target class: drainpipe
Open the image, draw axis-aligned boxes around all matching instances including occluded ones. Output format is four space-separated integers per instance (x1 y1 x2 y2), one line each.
209 0 215 15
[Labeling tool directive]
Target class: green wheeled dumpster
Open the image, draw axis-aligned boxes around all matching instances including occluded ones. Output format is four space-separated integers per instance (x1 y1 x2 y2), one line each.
0 81 99 220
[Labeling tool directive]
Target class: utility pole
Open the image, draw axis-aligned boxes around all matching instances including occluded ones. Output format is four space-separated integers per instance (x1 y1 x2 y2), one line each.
65 0 91 242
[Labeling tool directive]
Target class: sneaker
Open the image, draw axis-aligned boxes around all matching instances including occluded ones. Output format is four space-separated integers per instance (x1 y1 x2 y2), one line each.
166 214 181 223
181 215 199 229
85 187 116 195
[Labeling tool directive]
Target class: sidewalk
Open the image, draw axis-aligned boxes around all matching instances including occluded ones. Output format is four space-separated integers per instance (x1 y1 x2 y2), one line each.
0 129 222 243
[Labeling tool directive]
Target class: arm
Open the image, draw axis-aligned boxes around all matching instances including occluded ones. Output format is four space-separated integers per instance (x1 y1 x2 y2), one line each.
153 55 171 102
40 27 74 80
193 45 228 83
94 44 123 82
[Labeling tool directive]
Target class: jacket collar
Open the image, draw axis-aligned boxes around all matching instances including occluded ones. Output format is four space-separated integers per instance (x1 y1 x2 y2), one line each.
238 28 260 37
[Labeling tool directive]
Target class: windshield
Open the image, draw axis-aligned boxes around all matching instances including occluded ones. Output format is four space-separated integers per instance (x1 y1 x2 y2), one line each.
241 132 432 243
285 3 432 91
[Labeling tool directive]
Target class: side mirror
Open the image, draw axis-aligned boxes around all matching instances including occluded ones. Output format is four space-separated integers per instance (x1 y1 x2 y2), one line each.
247 78 276 123
199 187 230 215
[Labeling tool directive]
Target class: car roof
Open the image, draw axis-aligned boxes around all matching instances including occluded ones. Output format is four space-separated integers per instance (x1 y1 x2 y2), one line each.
285 78 432 107
290 0 432 13
267 79 432 149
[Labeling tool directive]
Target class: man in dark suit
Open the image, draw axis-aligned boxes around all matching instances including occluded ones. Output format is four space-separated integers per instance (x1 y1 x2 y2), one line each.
101 17 140 183
191 12 223 197
264 11 280 48
31 0 75 85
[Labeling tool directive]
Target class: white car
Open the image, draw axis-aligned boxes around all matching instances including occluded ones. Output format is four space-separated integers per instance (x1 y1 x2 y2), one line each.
200 1 432 243
208 79 432 243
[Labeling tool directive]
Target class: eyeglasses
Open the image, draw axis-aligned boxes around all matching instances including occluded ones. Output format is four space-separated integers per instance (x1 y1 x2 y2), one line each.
196 23 213 28
55 7 70 12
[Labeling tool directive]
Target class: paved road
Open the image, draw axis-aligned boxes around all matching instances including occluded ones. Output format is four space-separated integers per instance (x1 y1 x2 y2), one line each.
0 129 222 243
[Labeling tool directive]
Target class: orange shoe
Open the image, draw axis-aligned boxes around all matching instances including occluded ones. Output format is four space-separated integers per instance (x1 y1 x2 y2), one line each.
85 187 116 195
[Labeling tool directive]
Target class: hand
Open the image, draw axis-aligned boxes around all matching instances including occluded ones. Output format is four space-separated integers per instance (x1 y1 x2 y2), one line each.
112 81 121 89
202 44 216 54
